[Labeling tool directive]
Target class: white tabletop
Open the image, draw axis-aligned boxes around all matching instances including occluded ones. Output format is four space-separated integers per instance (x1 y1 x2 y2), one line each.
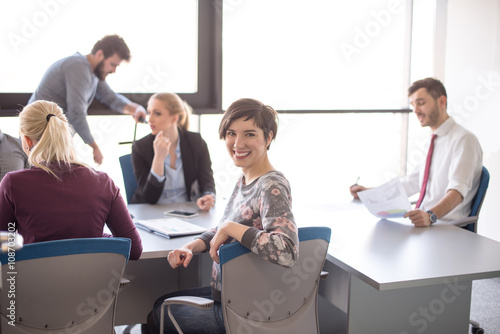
128 200 500 290
128 202 223 259
294 200 500 291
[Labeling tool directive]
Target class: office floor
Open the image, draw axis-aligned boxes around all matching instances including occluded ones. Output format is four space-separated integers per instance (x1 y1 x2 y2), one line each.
469 277 500 334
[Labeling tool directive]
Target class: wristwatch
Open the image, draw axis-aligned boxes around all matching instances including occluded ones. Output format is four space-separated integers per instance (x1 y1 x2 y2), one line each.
426 210 437 224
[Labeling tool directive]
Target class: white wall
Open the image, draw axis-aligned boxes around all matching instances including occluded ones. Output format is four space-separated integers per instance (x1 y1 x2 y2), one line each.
444 0 500 241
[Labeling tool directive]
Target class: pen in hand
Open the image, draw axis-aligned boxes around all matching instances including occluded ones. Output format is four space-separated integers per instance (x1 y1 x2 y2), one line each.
354 176 360 186
351 177 361 199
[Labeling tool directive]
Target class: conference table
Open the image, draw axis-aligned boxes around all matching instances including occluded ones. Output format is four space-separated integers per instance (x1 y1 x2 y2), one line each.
300 201 500 333
115 200 500 333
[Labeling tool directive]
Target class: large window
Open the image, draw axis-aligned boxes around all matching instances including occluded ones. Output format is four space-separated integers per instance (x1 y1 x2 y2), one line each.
1 1 436 204
0 0 221 115
215 0 415 200
1 0 198 94
222 0 411 111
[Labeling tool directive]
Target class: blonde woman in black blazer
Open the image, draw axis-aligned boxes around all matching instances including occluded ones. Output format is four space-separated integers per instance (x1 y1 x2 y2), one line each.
131 93 215 209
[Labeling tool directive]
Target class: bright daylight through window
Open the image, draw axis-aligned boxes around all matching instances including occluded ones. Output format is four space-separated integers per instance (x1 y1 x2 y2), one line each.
222 0 409 110
0 0 198 94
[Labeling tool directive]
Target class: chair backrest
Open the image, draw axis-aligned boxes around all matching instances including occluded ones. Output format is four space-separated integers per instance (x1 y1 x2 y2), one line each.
0 238 131 333
219 226 331 334
464 166 490 232
119 154 138 204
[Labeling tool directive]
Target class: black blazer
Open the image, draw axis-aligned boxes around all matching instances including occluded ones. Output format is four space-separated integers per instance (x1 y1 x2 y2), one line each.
131 129 215 204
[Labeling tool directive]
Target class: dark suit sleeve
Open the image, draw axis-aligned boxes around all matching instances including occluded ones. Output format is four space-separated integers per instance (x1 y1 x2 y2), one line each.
131 137 165 204
181 131 215 200
197 136 216 195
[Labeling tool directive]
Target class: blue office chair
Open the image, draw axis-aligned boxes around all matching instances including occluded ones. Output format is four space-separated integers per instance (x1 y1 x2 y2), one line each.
451 166 490 233
0 238 131 333
160 226 331 334
449 166 489 334
119 153 138 204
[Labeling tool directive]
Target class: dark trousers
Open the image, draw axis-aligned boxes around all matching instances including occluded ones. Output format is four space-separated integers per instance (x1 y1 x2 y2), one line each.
147 286 225 334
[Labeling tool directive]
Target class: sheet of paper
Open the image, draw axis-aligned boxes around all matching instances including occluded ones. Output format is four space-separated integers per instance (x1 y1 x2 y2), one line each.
357 178 412 219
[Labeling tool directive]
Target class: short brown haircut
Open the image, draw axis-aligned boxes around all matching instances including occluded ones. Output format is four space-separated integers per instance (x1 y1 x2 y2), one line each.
408 77 447 100
91 34 131 61
219 98 278 150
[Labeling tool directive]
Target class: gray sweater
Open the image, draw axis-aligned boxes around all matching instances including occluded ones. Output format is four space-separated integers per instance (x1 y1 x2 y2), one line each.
197 171 299 301
29 52 130 144
0 130 28 181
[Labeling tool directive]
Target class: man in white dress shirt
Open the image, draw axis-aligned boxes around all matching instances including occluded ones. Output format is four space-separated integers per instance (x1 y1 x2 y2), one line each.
351 78 483 227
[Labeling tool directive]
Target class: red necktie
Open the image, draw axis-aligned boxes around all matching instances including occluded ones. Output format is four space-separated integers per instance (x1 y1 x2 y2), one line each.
415 134 437 209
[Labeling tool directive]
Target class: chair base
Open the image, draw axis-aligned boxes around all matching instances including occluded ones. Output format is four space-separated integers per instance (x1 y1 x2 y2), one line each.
470 319 484 334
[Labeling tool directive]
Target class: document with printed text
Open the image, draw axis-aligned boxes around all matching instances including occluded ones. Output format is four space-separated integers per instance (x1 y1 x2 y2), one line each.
357 178 412 219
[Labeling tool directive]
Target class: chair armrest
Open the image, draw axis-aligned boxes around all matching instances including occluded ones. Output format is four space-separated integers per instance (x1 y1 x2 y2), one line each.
119 277 130 289
0 232 24 252
161 296 214 309
160 297 214 334
450 216 478 227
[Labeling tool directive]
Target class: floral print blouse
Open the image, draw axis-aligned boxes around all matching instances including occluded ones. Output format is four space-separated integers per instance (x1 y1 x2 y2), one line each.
197 171 299 299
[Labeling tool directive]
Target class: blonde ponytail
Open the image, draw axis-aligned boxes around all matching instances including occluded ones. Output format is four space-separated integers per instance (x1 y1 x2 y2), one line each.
20 100 91 179
179 100 192 131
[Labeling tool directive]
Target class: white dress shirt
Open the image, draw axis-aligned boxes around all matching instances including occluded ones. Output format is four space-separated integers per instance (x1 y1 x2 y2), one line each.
401 117 483 222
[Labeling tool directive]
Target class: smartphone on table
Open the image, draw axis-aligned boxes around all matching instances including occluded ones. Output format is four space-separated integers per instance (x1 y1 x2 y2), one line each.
164 210 199 218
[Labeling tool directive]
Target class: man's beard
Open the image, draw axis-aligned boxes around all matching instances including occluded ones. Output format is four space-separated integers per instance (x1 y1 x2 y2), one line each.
426 103 441 128
94 61 106 80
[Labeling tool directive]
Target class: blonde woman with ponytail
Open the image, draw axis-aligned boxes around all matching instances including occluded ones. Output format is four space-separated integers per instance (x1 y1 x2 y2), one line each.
0 100 142 260
20 100 86 179
131 93 216 209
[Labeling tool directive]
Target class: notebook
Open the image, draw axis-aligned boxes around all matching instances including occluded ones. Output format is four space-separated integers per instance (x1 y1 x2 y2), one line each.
135 217 208 239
